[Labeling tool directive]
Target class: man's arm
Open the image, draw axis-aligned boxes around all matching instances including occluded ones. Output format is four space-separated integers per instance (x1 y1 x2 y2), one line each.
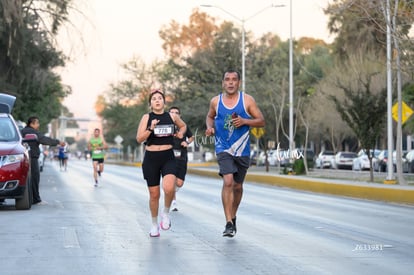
232 94 265 128
205 96 218 136
38 132 61 146
101 137 108 149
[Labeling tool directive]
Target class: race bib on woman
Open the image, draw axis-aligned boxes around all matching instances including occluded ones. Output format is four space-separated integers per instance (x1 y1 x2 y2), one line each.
154 124 175 137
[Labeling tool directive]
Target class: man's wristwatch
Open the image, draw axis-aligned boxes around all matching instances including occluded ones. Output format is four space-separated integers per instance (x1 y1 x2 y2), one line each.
147 127 153 132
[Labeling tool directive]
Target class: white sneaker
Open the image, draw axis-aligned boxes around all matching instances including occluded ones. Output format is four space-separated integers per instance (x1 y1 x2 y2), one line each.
149 225 160 237
160 213 171 230
172 200 178 211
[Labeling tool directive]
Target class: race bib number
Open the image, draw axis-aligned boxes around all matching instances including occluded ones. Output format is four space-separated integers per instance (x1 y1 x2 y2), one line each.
93 150 102 154
154 124 175 137
173 149 182 157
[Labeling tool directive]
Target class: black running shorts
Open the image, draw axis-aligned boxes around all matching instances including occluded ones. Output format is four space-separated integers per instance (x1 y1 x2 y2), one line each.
92 158 104 164
142 149 176 187
216 152 250 183
175 158 188 181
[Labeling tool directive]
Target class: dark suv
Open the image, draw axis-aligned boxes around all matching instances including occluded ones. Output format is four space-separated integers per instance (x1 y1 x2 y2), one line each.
0 93 35 210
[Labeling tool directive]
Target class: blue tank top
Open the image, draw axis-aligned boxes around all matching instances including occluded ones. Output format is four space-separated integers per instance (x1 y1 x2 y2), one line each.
214 92 251 157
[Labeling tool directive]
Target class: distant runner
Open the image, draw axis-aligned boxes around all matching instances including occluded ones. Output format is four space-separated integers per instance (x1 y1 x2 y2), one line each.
88 128 108 187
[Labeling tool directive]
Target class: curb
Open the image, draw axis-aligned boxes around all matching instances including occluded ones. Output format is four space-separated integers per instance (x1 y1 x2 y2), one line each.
187 168 414 205
107 161 414 205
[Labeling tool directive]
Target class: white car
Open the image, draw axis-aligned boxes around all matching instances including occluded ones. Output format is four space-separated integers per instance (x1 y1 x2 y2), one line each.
315 151 335 168
403 149 414 173
268 149 290 166
352 149 381 171
257 151 268 166
38 144 45 172
331 151 357 169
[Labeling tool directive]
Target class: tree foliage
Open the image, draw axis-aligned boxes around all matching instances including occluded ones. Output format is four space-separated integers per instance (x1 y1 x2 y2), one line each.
159 9 218 61
326 52 387 180
329 68 387 148
97 6 414 169
326 0 388 59
100 57 163 149
0 0 72 128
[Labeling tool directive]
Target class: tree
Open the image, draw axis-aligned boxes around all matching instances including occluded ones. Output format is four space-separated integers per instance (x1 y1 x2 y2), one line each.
249 35 288 149
402 82 414 130
98 9 345 163
290 43 334 172
0 0 73 125
101 56 163 151
327 52 387 181
101 103 148 152
159 17 244 133
159 8 218 61
325 0 389 59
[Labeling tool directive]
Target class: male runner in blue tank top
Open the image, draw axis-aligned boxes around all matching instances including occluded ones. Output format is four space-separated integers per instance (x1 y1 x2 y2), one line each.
205 69 265 237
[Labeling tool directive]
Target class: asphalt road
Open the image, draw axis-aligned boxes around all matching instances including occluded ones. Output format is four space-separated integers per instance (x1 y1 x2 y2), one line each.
1 159 413 275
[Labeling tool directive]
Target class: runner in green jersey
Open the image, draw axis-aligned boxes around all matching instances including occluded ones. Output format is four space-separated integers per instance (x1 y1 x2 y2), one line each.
88 128 108 186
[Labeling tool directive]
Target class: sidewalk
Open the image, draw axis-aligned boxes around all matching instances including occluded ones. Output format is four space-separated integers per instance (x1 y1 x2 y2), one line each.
187 163 414 205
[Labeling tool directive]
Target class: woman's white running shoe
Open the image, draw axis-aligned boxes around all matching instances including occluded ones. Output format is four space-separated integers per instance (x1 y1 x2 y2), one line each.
149 225 160 237
160 213 171 230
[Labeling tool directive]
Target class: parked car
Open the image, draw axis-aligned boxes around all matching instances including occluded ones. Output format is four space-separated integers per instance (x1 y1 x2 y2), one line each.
250 150 260 166
299 149 315 169
392 150 408 173
38 144 45 172
0 93 36 210
374 150 387 172
314 151 335 168
403 149 414 173
256 151 267 166
352 149 381 171
374 150 407 172
268 150 277 166
331 151 357 169
269 149 290 166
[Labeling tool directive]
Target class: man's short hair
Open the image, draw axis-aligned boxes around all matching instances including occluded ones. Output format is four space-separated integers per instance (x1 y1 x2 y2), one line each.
27 116 39 126
169 106 180 114
222 69 241 80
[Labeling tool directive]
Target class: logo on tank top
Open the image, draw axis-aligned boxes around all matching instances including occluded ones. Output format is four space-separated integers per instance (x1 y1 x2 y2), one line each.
224 113 236 140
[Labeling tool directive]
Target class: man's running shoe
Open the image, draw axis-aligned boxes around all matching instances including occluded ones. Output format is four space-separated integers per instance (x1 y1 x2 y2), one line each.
97 170 101 177
160 213 171 230
171 200 178 211
149 225 160 237
232 217 237 234
222 221 235 237
94 180 98 187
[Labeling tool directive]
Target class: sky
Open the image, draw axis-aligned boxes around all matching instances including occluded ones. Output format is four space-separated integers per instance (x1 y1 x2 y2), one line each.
58 0 332 120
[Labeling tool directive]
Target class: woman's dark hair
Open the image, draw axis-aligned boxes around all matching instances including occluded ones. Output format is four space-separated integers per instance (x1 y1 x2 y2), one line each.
148 89 165 104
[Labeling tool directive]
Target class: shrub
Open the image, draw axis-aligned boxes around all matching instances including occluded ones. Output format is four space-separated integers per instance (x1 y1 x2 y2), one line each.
293 158 306 175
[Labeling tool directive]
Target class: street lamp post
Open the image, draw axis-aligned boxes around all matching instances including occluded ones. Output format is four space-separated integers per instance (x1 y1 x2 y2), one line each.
288 0 294 154
201 4 284 92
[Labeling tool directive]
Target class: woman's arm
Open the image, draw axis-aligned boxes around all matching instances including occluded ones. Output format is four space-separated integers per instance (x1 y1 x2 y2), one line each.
136 114 152 143
171 113 187 139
